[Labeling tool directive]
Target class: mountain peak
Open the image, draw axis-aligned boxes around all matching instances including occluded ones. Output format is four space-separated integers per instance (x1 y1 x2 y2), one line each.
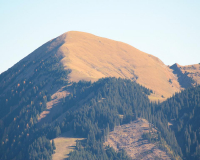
1 31 182 99
171 63 180 68
53 31 181 98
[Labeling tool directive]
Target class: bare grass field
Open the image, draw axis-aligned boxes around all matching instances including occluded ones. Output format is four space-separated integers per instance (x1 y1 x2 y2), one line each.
52 132 85 160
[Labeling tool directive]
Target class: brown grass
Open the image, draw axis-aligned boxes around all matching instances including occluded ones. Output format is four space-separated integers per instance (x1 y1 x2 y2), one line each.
148 94 167 102
55 31 181 99
2 31 199 102
52 132 85 160
37 86 70 126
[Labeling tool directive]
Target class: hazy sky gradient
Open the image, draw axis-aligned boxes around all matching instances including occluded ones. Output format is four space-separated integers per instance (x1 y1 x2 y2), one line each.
0 0 200 74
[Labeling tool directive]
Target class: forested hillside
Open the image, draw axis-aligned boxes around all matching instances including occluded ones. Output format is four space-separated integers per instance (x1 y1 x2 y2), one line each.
60 78 182 160
0 53 71 160
158 86 200 159
60 78 200 160
0 75 182 160
1 31 200 160
0 56 199 159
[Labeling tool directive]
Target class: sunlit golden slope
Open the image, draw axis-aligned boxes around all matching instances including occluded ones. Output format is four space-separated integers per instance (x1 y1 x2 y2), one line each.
55 31 181 98
2 31 181 99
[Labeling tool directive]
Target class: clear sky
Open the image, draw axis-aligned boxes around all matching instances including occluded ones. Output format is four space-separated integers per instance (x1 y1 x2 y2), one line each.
0 0 200 74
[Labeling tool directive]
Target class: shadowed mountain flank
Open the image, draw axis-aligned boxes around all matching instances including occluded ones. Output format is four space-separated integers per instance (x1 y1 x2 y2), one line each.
0 33 66 93
170 63 196 88
178 64 200 86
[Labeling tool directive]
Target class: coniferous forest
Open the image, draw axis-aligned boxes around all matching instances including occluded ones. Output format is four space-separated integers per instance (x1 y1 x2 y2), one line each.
0 54 200 159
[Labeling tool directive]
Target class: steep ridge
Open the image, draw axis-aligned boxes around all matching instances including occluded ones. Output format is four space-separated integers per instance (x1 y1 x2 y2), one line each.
170 63 200 88
170 63 195 88
0 33 66 93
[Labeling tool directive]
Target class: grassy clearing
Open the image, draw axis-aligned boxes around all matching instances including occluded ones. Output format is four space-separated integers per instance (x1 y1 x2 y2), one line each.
52 132 85 160
148 94 166 102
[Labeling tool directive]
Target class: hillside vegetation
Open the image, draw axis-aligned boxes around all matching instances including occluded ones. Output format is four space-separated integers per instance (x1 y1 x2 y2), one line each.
1 66 200 159
0 54 70 159
159 85 200 159
0 31 200 160
0 75 179 159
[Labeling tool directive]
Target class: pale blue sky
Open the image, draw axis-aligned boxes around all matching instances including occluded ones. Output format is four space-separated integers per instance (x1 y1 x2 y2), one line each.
0 0 200 74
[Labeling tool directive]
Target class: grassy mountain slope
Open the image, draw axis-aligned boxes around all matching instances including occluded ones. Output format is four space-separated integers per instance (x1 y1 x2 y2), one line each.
1 31 183 100
58 31 181 99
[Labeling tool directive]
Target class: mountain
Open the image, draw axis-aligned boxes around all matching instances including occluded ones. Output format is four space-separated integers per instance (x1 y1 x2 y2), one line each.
1 31 183 101
2 31 199 100
57 31 182 99
170 63 200 88
0 31 200 160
